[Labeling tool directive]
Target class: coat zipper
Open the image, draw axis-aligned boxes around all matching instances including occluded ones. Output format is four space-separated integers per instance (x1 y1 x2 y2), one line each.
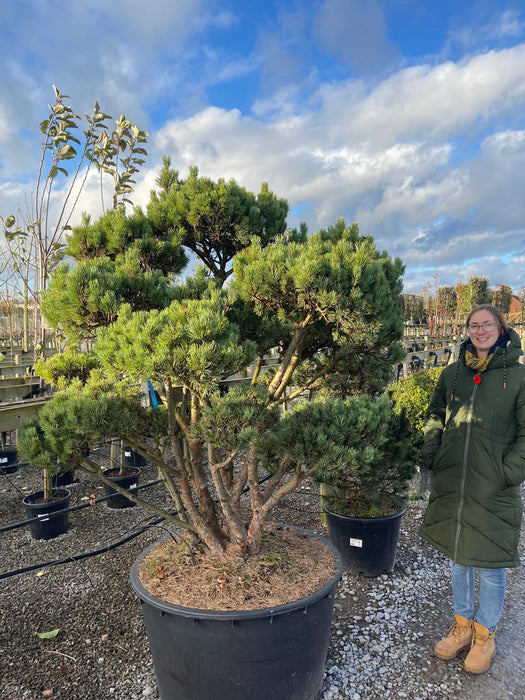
453 383 477 562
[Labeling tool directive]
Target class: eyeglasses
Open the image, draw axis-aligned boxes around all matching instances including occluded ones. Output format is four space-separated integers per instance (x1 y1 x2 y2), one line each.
467 321 498 333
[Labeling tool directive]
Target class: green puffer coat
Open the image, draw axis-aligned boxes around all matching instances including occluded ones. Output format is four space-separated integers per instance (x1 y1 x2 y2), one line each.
420 328 525 568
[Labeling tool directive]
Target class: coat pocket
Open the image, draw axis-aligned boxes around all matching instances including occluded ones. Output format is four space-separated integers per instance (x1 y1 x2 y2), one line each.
472 439 508 489
431 435 462 473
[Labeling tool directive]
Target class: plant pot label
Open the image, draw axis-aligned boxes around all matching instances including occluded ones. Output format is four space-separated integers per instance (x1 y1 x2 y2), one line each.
349 538 363 548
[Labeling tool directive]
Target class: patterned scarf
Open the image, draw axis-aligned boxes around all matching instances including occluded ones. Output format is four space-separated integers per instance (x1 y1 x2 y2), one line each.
464 349 492 372
464 334 509 372
450 335 510 400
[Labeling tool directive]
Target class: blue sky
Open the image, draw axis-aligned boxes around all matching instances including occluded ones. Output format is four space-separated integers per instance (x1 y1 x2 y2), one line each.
1 0 524 294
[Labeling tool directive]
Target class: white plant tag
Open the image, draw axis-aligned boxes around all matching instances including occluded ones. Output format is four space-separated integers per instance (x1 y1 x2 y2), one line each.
349 538 363 548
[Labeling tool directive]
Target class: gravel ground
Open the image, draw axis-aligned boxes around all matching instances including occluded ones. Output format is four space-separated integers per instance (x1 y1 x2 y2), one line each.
1 453 524 700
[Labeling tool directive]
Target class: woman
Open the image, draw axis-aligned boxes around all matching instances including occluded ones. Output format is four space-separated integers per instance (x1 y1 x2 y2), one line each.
420 304 525 674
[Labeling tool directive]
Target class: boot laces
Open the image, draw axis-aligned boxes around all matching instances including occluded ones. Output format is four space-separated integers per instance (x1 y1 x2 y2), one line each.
473 628 491 644
451 620 470 638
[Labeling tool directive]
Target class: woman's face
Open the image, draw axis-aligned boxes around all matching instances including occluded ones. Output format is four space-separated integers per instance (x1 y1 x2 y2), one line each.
467 310 500 358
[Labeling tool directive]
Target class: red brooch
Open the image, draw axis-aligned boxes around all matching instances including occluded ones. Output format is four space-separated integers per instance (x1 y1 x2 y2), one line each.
473 374 481 384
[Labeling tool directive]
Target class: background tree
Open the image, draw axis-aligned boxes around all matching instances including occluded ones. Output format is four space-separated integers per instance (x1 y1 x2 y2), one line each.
454 280 469 328
467 275 490 308
88 114 148 212
452 276 490 326
436 285 456 334
518 287 525 323
400 293 424 324
1 86 148 357
492 284 512 314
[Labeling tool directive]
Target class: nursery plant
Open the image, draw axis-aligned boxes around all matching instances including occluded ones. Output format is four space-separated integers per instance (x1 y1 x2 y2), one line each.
297 393 418 518
18 172 406 565
17 173 409 696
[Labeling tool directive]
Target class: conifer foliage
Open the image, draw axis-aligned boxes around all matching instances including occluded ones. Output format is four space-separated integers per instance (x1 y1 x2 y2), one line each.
18 166 410 554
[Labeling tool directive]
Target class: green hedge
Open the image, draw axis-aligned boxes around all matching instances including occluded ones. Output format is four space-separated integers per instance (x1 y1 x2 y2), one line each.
389 366 443 437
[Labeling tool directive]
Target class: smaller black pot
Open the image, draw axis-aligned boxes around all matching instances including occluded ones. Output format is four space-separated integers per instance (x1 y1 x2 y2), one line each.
103 467 140 509
52 470 76 487
0 449 18 475
323 506 405 577
23 489 71 540
124 446 147 467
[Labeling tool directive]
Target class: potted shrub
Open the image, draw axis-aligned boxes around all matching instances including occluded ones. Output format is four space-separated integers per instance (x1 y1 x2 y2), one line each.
301 393 418 576
96 437 142 509
17 422 72 540
32 351 100 490
19 169 406 698
35 350 140 506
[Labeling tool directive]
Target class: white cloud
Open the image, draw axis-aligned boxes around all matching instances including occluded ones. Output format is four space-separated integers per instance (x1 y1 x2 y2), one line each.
494 9 525 39
318 45 525 147
448 8 525 49
151 37 525 294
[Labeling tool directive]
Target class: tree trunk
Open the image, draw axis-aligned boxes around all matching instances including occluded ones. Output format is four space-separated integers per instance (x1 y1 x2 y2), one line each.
22 278 29 353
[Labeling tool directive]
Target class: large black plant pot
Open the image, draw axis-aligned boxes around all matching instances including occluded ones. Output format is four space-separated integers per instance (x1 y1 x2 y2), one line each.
323 506 405 576
22 489 71 540
131 527 342 700
0 448 19 475
103 467 140 509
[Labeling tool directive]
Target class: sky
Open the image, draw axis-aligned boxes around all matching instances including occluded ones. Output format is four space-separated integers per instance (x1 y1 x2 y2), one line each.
1 0 525 295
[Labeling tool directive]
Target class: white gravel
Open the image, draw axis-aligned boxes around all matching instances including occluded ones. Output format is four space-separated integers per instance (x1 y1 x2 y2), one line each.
1 460 524 700
321 493 525 700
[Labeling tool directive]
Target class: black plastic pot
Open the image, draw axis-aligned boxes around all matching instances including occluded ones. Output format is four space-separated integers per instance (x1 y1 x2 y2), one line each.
323 506 405 576
22 489 71 540
103 467 140 509
123 446 147 467
131 527 342 700
0 449 18 475
51 470 75 487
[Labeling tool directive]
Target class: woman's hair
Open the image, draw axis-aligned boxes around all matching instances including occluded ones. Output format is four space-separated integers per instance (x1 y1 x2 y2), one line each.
466 304 508 337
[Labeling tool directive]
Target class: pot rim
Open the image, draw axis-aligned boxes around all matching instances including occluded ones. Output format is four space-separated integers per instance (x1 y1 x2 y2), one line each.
131 523 342 621
22 488 71 506
103 466 141 479
321 504 406 523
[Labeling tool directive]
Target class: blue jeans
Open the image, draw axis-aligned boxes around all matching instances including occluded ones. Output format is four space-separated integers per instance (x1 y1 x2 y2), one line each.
450 562 506 633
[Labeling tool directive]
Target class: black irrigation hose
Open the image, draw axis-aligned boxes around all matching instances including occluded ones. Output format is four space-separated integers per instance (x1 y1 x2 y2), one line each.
0 514 168 581
0 477 164 533
0 471 314 582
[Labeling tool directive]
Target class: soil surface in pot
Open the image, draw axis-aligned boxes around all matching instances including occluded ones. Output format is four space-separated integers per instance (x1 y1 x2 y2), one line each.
139 525 338 610
23 491 69 506
104 467 140 479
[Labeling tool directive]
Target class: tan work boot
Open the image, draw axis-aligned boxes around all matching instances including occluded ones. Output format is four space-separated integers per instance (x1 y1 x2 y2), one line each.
464 621 496 674
434 614 473 660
